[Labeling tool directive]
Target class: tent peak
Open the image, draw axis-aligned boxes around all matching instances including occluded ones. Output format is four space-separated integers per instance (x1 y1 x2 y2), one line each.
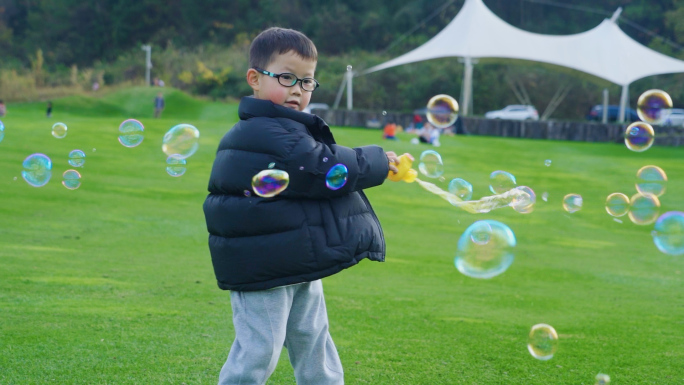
610 7 623 23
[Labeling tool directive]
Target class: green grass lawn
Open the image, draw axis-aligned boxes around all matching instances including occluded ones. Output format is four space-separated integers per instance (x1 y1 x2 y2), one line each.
1 87 683 384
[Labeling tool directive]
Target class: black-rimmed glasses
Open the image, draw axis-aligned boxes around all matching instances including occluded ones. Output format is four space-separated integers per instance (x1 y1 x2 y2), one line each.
253 67 320 92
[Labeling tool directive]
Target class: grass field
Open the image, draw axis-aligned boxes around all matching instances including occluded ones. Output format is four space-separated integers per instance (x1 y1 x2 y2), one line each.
1 87 683 384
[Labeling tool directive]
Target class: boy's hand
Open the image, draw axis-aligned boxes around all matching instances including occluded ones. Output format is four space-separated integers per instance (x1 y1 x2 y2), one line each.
386 151 399 174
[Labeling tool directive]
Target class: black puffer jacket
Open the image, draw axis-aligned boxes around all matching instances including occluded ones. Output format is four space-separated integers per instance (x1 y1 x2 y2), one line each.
204 97 390 291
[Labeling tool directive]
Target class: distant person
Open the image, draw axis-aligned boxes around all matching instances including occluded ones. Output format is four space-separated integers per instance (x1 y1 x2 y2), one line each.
383 122 398 140
92 81 100 92
0 100 6 117
158 79 165 87
154 92 164 118
153 77 160 86
203 27 408 384
413 114 424 130
46 102 52 118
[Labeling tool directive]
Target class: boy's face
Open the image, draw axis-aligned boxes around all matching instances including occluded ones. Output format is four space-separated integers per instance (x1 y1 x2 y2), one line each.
247 51 316 112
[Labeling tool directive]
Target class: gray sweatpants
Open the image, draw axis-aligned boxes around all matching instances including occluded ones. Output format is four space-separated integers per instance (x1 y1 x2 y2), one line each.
218 280 344 385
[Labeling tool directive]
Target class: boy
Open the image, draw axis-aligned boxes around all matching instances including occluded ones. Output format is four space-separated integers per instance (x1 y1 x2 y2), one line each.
203 27 405 384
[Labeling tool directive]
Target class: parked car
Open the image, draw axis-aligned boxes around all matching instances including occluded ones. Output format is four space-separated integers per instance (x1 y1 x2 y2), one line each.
485 105 539 120
302 103 329 114
586 105 639 122
663 108 684 126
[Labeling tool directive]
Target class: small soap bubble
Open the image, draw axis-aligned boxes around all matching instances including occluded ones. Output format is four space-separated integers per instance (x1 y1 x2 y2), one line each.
251 169 290 198
595 373 610 385
0 120 4 143
418 150 444 178
92 148 96 152
455 220 516 279
299 166 304 170
68 149 86 167
162 124 200 159
636 165 667 197
652 211 684 255
166 156 187 177
544 159 552 167
527 323 559 361
605 193 630 217
489 171 517 194
624 122 655 152
62 169 81 190
637 89 672 125
325 164 348 190
267 162 275 169
382 111 387 116
322 157 328 163
562 194 583 213
12 176 17 181
244 190 251 197
628 192 660 225
542 192 549 202
448 178 473 200
22 153 52 187
118 119 144 148
512 186 536 214
346 65 352 72
426 94 459 129
52 122 67 139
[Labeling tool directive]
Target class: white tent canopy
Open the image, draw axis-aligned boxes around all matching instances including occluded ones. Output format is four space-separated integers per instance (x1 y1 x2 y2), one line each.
354 0 684 121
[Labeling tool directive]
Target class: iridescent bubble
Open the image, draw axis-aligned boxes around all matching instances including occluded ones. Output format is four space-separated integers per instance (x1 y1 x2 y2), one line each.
527 323 559 361
628 192 660 225
325 164 348 190
0 120 4 143
542 192 549 202
489 171 516 194
512 186 536 214
21 153 52 187
563 194 583 213
251 169 289 198
624 122 655 152
382 111 387 116
118 119 144 148
595 373 611 385
636 165 667 197
62 169 81 190
455 220 516 279
268 162 275 169
162 124 200 159
418 150 444 178
652 211 684 255
68 149 86 167
52 122 67 139
544 159 552 167
346 65 352 72
166 156 187 177
244 190 251 197
605 193 630 217
426 94 459 129
637 89 672 125
447 178 473 200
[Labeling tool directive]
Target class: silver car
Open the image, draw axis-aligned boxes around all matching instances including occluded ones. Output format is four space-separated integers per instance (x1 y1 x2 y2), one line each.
485 105 539 121
663 108 684 126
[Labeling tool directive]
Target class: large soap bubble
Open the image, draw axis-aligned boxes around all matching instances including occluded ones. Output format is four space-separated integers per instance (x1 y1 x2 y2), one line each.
624 122 655 152
162 124 200 159
52 122 67 139
447 178 473 201
489 171 516 194
252 169 290 197
512 186 536 214
629 193 660 225
527 323 559 361
118 119 145 148
418 150 444 178
166 156 187 177
325 164 348 190
22 153 52 187
652 211 684 255
605 193 629 217
62 169 81 190
455 220 515 279
636 165 667 197
426 94 459 129
637 89 672 125
68 149 86 167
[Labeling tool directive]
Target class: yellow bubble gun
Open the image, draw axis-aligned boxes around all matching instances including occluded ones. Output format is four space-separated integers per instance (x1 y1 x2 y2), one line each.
387 154 418 183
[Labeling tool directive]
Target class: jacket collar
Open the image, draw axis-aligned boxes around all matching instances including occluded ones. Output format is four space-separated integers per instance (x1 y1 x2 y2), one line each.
238 97 335 145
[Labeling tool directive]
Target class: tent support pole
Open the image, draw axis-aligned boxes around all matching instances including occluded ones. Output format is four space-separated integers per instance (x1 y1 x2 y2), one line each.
619 84 629 123
346 70 353 110
461 57 474 116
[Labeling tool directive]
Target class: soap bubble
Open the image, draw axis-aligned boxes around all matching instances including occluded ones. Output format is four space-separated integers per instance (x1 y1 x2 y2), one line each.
325 164 348 190
268 162 275 169
166 156 187 177
628 192 660 225
652 211 684 255
447 178 473 200
527 323 558 361
489 171 516 194
636 165 667 197
68 149 86 167
455 220 516 279
542 192 549 202
563 194 583 213
418 150 444 178
595 373 610 385
605 193 630 217
118 119 144 148
544 159 552 167
251 169 290 197
162 124 200 159
512 186 536 214
62 169 81 190
52 122 67 139
346 65 352 72
426 94 459 129
637 89 672 125
22 153 52 187
624 122 654 152
0 120 4 143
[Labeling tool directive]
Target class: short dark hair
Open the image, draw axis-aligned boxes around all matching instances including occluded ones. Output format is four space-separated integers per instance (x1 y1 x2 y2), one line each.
249 27 317 69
